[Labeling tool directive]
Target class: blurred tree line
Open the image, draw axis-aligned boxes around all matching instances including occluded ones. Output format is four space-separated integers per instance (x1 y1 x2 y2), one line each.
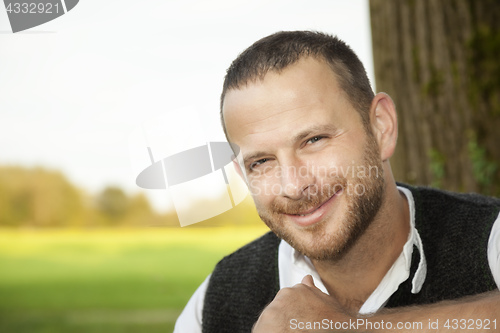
0 166 262 228
370 0 500 196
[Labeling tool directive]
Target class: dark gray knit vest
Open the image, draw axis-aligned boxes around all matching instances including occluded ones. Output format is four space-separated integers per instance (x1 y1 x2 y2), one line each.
202 185 500 333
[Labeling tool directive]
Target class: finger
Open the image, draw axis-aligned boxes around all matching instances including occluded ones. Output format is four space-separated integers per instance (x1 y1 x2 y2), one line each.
301 274 316 288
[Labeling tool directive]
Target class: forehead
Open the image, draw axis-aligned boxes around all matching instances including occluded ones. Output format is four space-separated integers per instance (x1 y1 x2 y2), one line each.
222 57 353 144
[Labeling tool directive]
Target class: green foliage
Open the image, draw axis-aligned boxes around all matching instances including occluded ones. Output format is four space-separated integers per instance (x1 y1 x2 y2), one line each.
467 24 500 117
0 167 85 227
0 166 262 228
422 66 444 98
428 148 446 188
0 167 165 228
467 135 498 194
96 187 129 225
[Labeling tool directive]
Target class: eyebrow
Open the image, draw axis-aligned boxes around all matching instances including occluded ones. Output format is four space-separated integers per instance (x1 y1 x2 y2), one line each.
291 124 338 143
242 124 338 166
242 151 268 167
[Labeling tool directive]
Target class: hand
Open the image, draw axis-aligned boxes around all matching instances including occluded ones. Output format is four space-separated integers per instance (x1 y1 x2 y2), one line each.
252 275 355 333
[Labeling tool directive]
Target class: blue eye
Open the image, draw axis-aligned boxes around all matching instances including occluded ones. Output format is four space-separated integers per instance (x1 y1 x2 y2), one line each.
307 136 324 144
250 158 268 170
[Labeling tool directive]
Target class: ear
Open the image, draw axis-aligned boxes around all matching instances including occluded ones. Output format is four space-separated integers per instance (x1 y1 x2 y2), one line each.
369 93 398 161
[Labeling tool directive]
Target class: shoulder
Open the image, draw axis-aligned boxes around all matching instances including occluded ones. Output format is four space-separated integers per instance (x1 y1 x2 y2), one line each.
222 231 280 259
398 182 500 220
393 183 499 303
398 182 500 205
398 183 499 266
202 231 281 332
209 231 280 281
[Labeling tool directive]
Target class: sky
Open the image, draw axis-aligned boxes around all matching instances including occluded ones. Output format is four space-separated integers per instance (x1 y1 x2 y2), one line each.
0 0 374 214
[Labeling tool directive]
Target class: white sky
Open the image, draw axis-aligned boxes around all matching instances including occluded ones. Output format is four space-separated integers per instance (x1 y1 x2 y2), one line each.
0 0 374 212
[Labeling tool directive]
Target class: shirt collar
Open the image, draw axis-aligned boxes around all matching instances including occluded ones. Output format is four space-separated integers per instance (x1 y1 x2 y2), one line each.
399 186 427 294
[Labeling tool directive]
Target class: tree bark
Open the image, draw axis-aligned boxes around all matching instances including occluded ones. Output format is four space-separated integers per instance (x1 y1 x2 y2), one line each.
370 0 500 195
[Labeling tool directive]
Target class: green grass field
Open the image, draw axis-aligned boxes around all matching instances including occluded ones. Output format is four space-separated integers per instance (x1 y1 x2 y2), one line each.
0 227 268 332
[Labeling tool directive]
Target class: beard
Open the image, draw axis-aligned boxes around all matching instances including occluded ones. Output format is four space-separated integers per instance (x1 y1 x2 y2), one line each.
255 134 385 262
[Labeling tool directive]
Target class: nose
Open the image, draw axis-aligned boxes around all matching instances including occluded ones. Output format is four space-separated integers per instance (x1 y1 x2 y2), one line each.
280 158 316 200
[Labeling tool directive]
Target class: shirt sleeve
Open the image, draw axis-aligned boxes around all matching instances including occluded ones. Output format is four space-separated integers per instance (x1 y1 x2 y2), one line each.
487 212 500 289
173 274 210 333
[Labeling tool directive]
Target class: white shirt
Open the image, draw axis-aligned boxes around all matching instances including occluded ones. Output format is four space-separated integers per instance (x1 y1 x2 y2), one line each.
174 187 500 332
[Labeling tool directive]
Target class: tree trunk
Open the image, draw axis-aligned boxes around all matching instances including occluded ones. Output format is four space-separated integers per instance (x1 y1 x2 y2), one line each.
370 0 500 196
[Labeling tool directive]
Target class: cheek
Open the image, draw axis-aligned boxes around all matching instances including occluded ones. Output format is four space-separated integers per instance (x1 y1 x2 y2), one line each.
319 142 364 174
247 174 280 204
308 151 354 180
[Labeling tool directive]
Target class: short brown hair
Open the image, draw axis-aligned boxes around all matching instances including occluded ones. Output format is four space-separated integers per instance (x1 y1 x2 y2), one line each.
220 31 374 137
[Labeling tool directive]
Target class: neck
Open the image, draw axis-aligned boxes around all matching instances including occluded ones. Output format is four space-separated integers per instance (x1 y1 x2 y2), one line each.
311 181 410 313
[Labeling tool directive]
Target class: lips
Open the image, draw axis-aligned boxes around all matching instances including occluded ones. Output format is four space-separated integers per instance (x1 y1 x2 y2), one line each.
292 200 327 216
284 190 342 227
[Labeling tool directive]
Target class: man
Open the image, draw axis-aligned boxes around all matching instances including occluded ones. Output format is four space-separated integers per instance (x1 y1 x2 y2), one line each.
175 31 500 332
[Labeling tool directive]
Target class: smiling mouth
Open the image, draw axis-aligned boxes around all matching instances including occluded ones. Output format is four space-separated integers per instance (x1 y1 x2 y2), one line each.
292 205 324 216
288 190 340 217
281 189 342 227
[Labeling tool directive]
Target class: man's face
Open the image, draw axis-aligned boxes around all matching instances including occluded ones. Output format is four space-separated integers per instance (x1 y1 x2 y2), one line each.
223 57 385 261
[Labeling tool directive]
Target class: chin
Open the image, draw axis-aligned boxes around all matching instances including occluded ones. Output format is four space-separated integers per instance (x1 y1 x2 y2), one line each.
289 226 352 261
262 212 354 261
261 188 382 262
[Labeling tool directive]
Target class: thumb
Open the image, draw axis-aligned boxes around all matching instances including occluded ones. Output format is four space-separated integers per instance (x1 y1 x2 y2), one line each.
301 274 316 288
